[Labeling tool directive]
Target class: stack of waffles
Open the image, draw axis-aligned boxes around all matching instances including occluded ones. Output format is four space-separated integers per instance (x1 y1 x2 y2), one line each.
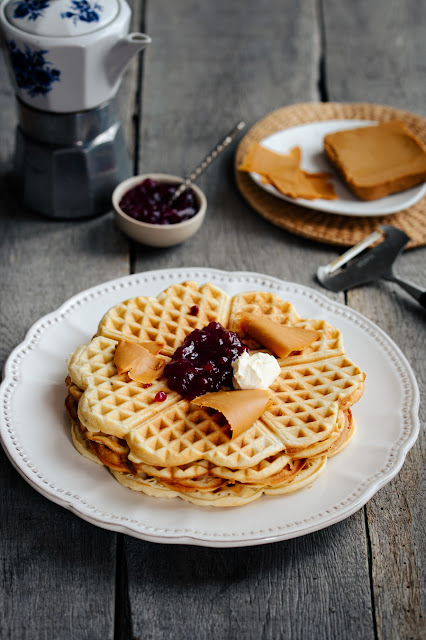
65 281 365 507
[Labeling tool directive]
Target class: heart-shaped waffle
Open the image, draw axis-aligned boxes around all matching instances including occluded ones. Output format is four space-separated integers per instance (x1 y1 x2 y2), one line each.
97 281 231 356
65 281 365 506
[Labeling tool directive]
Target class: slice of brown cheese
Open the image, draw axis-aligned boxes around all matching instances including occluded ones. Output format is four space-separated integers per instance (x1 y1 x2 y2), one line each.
268 170 337 200
238 143 337 200
239 143 301 175
136 340 165 355
114 340 165 383
192 389 273 439
239 313 322 358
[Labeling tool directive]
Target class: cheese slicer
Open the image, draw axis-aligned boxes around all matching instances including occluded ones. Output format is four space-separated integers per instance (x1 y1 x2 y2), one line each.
316 224 426 308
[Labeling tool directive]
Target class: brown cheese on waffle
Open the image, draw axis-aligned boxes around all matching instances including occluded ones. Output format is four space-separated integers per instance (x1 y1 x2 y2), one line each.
65 281 365 507
114 340 166 383
192 389 273 439
238 312 322 358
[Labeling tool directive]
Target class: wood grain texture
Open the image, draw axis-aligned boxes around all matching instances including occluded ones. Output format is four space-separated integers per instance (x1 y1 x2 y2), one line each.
322 0 426 115
126 516 374 640
0 479 116 640
324 1 426 638
348 278 426 640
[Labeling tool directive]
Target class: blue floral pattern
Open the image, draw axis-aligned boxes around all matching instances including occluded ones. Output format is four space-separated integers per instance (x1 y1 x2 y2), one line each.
7 41 61 97
61 1 102 24
13 0 50 20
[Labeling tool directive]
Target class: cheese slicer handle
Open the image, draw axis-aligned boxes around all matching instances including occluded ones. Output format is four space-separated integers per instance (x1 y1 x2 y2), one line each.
387 275 426 309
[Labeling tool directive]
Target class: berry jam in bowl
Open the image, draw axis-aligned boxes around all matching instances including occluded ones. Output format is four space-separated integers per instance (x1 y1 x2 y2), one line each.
112 174 207 247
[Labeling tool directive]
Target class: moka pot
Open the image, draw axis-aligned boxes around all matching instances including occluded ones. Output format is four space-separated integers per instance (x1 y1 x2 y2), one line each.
0 0 151 218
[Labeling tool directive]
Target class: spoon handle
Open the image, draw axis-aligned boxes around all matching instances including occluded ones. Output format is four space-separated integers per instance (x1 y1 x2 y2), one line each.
172 120 246 201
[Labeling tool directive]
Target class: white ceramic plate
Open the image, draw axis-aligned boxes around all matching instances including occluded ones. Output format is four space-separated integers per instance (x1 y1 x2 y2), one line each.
250 120 426 216
0 268 419 547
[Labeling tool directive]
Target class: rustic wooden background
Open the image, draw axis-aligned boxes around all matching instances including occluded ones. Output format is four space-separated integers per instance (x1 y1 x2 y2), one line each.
0 1 424 638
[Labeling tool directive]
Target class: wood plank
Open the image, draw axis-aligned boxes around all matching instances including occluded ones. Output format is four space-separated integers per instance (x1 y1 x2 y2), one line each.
322 0 426 115
117 0 146 166
0 475 116 640
0 2 142 636
126 517 374 640
348 277 426 640
323 1 426 638
126 2 374 638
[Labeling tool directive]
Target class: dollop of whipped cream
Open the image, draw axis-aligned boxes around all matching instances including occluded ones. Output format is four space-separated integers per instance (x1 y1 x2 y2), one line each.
232 351 280 390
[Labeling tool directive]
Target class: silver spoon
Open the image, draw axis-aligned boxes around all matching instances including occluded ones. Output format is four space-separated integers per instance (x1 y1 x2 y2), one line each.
170 120 246 202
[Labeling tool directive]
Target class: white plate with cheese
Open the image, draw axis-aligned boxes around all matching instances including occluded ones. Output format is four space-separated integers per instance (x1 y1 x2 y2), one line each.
250 120 426 216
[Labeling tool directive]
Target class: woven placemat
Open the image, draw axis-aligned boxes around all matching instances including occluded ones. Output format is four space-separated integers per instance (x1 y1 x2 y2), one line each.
234 102 426 248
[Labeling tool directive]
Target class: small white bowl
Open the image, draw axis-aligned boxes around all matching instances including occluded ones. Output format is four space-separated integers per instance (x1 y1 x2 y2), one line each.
112 173 207 247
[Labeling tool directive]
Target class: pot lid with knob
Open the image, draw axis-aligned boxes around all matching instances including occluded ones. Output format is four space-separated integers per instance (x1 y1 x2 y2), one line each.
3 0 120 37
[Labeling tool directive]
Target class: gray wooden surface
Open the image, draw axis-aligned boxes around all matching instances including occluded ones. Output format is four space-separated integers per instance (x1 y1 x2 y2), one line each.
0 1 424 639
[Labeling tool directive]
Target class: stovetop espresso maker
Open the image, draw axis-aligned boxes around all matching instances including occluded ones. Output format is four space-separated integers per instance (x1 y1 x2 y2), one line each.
0 0 151 218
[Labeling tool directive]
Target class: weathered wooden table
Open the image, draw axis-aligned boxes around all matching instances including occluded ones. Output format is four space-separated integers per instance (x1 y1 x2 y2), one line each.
0 2 424 638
